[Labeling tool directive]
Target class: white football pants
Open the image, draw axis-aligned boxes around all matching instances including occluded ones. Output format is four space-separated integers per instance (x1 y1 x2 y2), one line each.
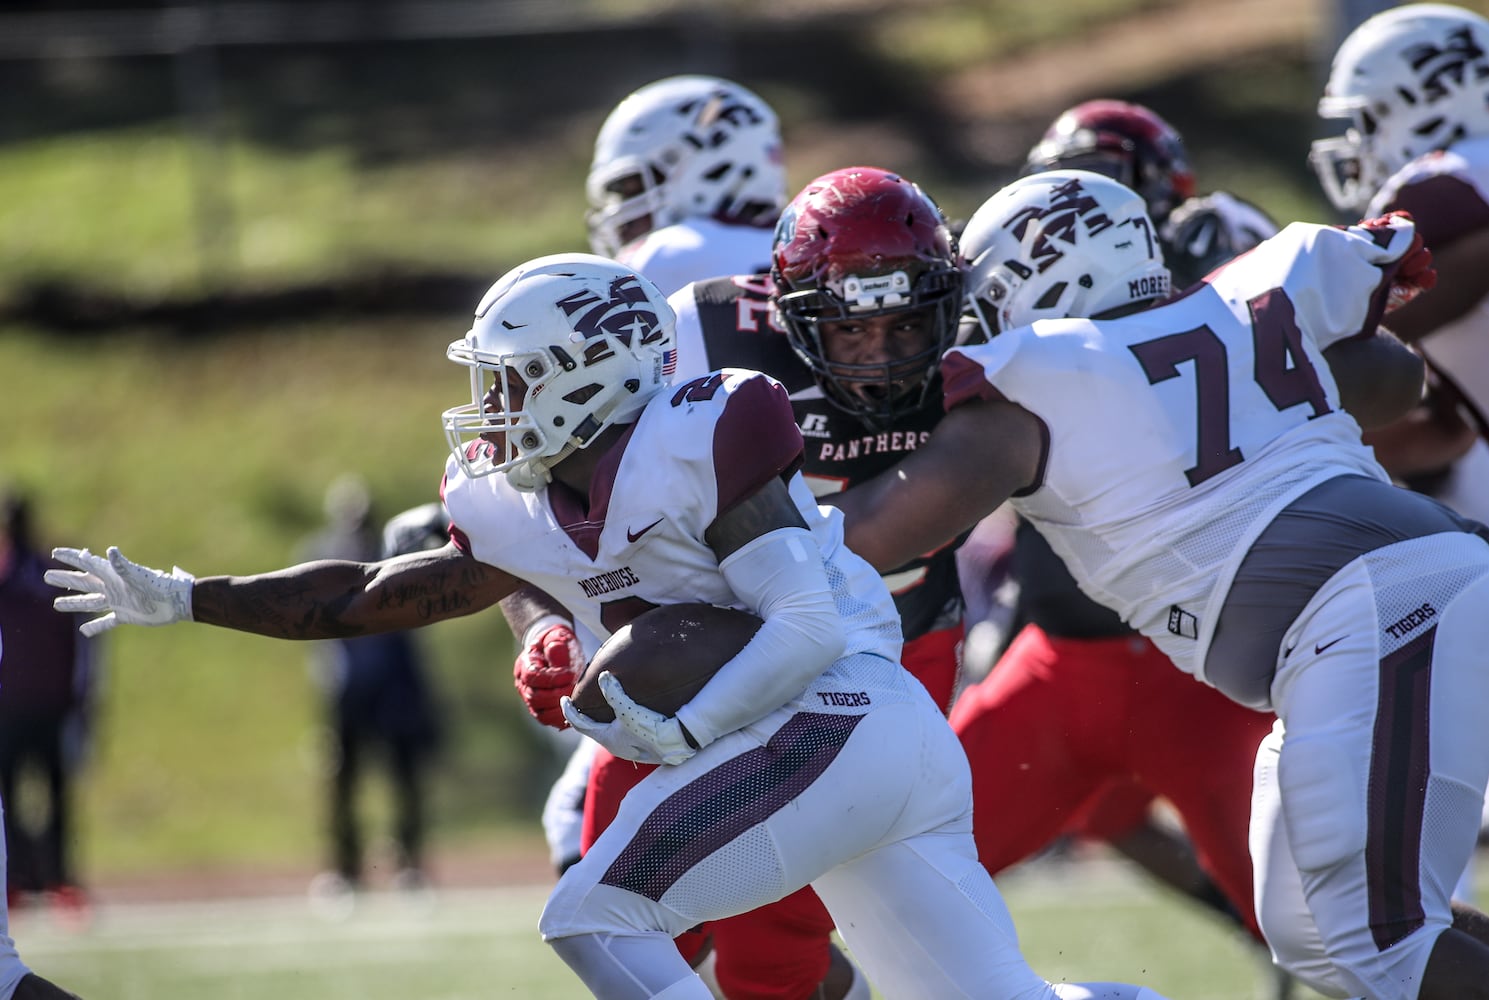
1251 532 1489 1000
542 652 1166 999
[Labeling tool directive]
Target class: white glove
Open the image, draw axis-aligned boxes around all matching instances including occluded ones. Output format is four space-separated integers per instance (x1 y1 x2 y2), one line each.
46 546 195 638
560 671 699 766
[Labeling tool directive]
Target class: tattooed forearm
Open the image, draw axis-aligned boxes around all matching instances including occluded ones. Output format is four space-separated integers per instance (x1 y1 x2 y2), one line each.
374 569 479 622
193 565 376 639
190 552 515 639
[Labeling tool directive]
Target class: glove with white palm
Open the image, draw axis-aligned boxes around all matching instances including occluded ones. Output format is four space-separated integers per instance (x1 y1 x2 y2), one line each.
560 671 700 766
46 546 195 638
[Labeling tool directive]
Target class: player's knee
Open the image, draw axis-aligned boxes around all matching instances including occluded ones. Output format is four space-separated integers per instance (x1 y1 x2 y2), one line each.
1276 732 1366 873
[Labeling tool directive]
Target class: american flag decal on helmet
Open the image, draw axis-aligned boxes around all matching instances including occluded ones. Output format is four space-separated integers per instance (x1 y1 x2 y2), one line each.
662 348 678 378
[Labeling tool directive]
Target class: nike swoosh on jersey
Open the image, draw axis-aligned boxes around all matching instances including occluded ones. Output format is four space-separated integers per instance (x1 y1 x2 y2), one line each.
1314 635 1347 654
627 518 665 543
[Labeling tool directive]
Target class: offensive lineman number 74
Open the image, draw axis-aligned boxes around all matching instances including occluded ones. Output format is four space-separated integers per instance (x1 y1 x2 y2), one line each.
1128 287 1333 487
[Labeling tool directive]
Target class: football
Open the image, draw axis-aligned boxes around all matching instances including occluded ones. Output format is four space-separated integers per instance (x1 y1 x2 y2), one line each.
570 602 764 722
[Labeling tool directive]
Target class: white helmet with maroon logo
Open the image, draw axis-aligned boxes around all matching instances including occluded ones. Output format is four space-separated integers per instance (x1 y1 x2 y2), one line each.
960 170 1170 337
586 75 787 258
443 253 678 491
1312 4 1489 211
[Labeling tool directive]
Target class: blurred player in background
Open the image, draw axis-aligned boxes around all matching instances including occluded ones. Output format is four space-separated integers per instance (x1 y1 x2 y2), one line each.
298 476 443 910
831 166 1489 1000
0 490 97 926
0 629 85 999
584 74 787 295
46 252 1172 1000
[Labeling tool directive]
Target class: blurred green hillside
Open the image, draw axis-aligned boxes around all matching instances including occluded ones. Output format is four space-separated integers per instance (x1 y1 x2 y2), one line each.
1 0 1475 884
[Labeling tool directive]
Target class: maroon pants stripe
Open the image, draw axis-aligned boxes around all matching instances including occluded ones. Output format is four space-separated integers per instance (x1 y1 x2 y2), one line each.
1367 626 1434 950
601 712 863 901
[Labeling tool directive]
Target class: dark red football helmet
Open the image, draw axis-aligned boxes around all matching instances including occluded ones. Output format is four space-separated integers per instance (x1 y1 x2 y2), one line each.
1024 99 1197 225
770 166 964 428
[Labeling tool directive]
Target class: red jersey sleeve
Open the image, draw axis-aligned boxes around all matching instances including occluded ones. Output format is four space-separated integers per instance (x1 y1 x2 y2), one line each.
941 350 1003 411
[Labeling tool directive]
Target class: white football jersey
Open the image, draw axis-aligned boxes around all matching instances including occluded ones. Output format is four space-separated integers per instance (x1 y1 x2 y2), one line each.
940 221 1412 683
1369 135 1489 436
618 217 775 297
441 368 902 663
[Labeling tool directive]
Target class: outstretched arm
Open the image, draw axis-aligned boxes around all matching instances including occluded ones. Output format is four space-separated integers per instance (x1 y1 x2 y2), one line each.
831 396 1045 573
50 542 519 640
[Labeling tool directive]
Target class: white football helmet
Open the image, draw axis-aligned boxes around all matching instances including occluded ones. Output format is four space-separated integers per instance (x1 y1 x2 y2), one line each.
586 75 787 258
959 170 1171 336
443 253 678 491
1312 3 1489 212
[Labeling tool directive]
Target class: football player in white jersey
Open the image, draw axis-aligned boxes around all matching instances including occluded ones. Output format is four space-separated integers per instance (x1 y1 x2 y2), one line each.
1312 3 1489 523
831 168 1489 1000
0 631 84 1000
1311 2 1489 906
519 73 883 999
44 254 1170 1000
585 75 787 296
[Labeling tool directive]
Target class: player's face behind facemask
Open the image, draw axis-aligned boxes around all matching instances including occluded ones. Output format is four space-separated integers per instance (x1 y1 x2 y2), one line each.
815 301 946 413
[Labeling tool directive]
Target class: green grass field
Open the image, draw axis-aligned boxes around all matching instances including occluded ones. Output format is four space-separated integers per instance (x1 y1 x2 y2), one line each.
14 851 1399 1000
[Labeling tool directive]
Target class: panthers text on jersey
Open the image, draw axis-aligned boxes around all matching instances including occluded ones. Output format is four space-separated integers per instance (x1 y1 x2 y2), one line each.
669 273 966 644
939 220 1413 688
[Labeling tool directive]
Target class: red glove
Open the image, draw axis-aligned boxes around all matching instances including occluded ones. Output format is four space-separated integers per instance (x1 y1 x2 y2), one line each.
514 617 584 730
1356 211 1438 312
